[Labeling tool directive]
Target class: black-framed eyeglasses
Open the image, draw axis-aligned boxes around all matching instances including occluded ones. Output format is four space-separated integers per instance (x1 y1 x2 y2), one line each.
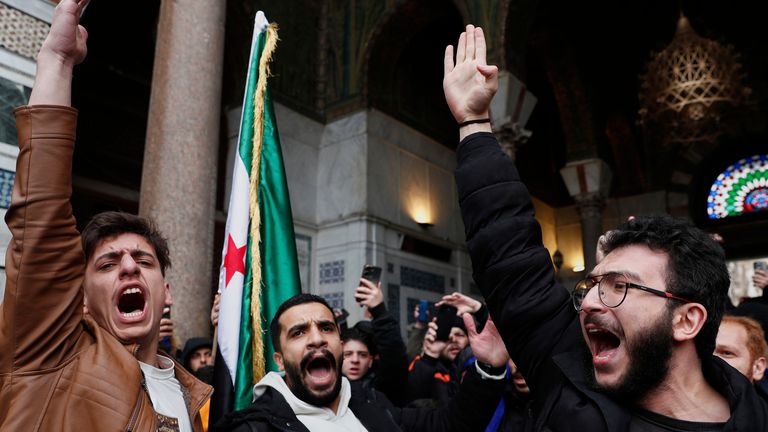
571 272 693 312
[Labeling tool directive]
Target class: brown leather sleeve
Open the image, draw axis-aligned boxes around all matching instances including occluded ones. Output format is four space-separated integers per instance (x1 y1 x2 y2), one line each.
0 105 85 373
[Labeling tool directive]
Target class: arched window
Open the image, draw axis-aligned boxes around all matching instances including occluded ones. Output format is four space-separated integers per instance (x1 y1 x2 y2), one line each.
707 154 768 219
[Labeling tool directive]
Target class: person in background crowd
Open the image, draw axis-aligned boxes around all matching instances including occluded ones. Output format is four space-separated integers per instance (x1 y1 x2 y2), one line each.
341 328 376 381
214 293 508 431
448 23 768 430
0 2 211 430
407 311 470 405
342 277 410 406
743 266 768 306
183 337 214 374
407 302 430 361
715 315 768 400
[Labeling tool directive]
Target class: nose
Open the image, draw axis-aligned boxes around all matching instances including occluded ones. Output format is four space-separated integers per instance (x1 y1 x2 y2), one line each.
349 353 360 364
306 325 327 349
580 285 605 314
119 253 140 278
200 354 211 367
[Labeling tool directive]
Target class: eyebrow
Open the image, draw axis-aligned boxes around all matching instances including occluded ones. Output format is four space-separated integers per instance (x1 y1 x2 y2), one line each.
286 319 338 335
95 249 156 263
587 270 643 282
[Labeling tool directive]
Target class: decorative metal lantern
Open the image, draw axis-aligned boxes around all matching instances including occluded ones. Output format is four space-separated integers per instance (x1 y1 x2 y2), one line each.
638 14 751 147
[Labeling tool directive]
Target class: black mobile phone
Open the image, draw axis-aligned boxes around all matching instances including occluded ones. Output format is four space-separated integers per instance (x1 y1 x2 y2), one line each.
357 265 382 304
755 261 768 271
361 264 382 285
335 308 350 332
435 304 458 342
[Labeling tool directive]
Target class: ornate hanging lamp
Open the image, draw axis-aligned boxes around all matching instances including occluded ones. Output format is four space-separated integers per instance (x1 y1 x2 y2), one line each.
638 14 751 147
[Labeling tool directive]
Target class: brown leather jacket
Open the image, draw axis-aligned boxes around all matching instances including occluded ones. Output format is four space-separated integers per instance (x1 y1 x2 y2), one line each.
0 106 212 431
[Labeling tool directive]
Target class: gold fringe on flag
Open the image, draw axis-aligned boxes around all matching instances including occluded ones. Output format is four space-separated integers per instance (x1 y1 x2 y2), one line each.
248 23 279 383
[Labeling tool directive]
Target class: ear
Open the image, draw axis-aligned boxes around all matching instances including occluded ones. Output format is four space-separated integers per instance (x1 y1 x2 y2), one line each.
752 356 767 382
671 303 707 343
365 356 374 369
273 351 284 371
164 282 173 306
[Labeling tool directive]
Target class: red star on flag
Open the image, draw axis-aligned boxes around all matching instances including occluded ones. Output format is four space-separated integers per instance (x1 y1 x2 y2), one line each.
223 234 247 286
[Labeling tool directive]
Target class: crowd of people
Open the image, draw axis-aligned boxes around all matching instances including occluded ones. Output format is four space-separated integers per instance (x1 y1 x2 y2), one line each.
1 1 768 431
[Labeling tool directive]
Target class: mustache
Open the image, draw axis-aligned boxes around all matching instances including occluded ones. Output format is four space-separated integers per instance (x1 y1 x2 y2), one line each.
299 348 337 370
583 315 623 337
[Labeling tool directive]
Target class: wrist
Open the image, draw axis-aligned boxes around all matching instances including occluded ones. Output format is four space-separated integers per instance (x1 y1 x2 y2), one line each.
459 123 493 141
369 302 386 318
475 360 507 380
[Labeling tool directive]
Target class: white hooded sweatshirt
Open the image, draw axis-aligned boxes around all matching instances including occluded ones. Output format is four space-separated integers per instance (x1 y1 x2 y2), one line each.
253 371 369 432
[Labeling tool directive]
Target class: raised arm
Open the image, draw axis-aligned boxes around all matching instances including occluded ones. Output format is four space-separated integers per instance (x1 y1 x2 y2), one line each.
447 25 581 397
0 0 89 374
29 0 89 106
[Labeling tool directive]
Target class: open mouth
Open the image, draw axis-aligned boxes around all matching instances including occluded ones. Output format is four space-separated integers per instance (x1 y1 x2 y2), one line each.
117 286 146 318
302 351 336 388
307 356 332 378
586 327 621 366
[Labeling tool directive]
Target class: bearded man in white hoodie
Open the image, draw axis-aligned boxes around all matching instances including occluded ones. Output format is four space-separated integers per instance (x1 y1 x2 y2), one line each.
215 293 508 432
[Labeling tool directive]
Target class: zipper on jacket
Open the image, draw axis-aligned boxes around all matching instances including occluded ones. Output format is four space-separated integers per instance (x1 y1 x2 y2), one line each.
125 395 142 432
126 369 148 431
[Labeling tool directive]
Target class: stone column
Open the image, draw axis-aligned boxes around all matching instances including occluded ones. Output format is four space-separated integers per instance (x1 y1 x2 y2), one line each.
140 0 226 344
490 70 537 160
575 194 606 273
560 158 611 274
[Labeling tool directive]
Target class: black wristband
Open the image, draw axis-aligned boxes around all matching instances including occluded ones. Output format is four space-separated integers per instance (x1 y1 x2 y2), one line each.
458 118 491 128
476 361 506 376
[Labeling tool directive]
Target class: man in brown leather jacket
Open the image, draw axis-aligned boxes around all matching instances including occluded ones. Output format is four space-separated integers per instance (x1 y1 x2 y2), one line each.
0 1 211 430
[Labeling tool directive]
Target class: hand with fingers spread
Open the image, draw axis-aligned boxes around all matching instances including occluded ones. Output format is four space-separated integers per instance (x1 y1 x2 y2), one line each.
355 278 384 309
463 314 508 367
443 24 498 138
437 292 482 315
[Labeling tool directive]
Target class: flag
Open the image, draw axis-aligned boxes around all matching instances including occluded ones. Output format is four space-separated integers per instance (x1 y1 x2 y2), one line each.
211 11 302 422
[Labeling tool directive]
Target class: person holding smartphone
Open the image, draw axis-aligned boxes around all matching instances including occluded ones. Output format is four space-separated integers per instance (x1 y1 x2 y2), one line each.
342 266 411 406
738 261 768 307
406 305 469 406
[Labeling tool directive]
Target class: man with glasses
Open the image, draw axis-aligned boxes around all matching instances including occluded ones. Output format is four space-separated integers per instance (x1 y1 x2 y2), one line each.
445 24 768 430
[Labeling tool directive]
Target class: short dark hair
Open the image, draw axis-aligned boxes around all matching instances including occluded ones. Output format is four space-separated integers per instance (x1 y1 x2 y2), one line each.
602 215 729 362
81 211 171 276
270 293 335 353
342 326 378 357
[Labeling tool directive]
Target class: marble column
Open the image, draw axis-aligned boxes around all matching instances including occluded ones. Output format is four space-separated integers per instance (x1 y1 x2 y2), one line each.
575 194 606 273
560 158 612 274
140 0 226 345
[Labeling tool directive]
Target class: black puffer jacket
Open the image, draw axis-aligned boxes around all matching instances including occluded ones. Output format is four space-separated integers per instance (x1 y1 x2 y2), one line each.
455 132 768 431
213 366 504 432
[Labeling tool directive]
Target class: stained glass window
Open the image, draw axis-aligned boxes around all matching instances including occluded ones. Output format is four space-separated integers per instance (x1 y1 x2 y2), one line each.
707 154 768 219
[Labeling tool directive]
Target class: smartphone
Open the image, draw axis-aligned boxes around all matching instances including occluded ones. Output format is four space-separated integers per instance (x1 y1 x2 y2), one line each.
418 299 429 322
361 265 382 285
755 261 768 271
435 304 458 342
335 308 350 332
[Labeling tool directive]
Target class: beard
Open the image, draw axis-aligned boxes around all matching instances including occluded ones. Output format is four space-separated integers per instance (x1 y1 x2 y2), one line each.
581 307 674 403
283 348 343 407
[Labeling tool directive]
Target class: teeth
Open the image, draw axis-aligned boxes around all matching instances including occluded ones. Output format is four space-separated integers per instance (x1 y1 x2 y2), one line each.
122 287 141 296
121 311 142 317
